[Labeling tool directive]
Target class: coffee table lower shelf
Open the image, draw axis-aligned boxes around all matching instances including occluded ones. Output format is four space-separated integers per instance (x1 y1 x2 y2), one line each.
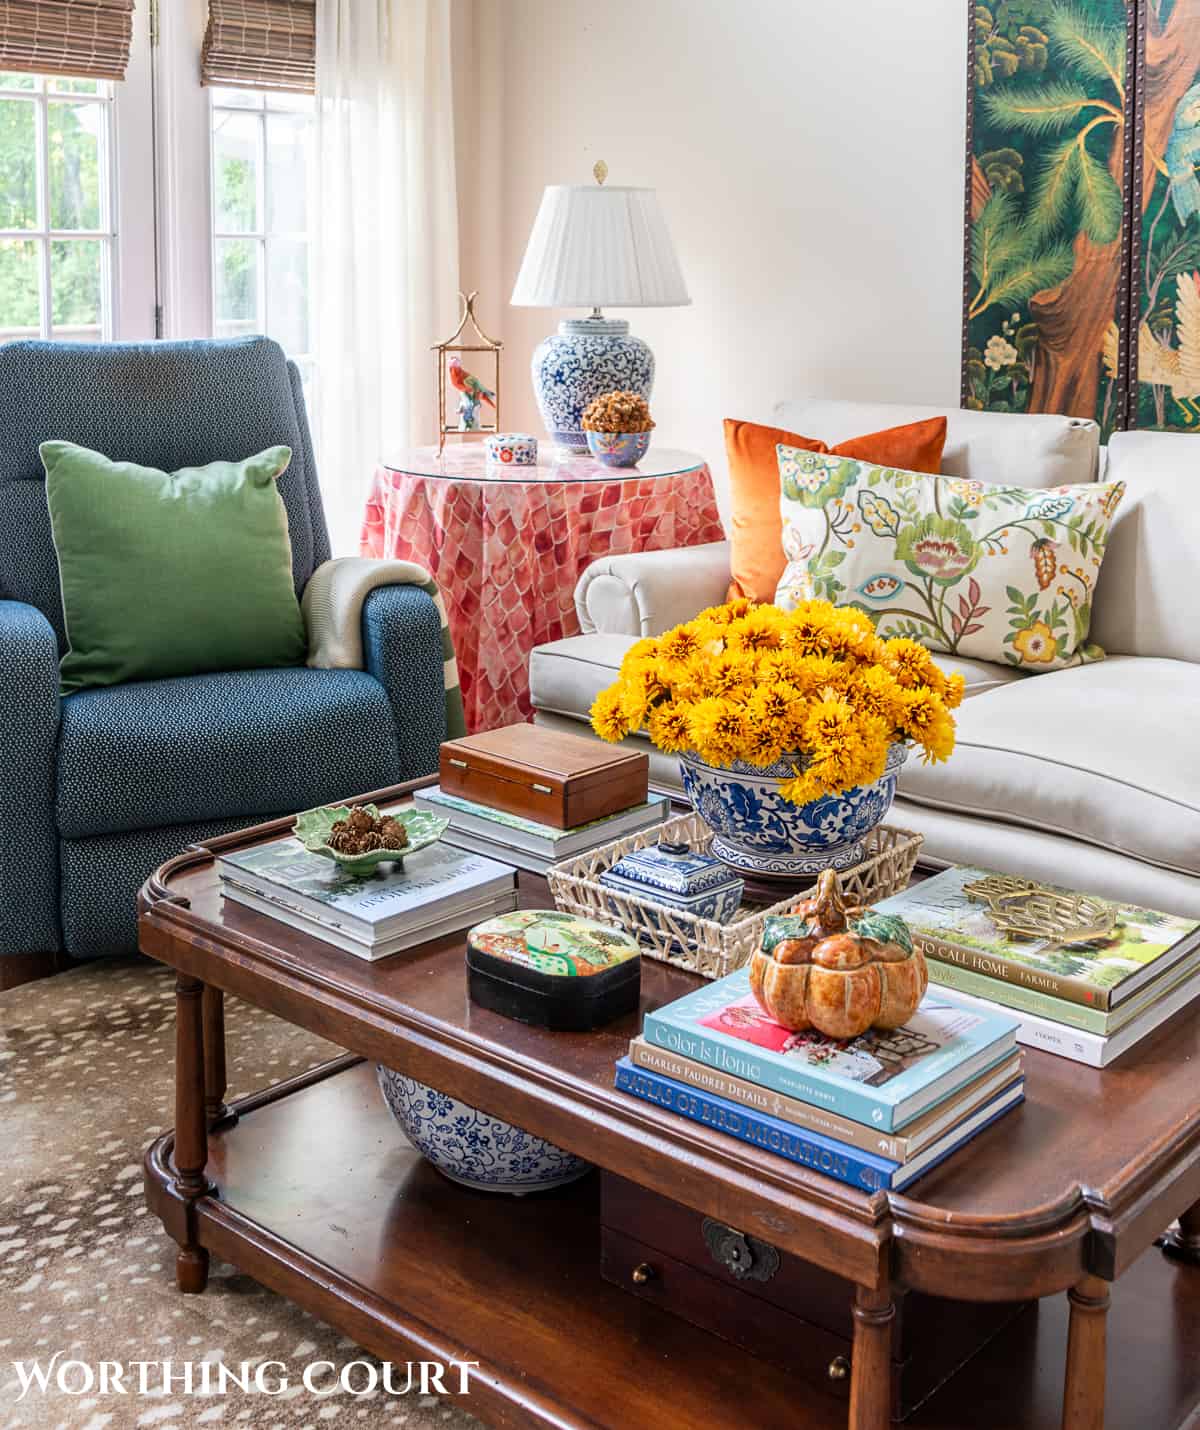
143 1059 1200 1430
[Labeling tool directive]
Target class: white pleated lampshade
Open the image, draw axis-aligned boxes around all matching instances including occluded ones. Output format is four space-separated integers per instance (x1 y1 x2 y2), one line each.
510 185 691 309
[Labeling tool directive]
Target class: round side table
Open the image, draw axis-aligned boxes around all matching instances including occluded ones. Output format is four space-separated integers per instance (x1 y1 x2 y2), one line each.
360 444 725 732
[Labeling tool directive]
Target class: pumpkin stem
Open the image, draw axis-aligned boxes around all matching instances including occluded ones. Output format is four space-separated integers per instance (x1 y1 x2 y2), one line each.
814 869 847 932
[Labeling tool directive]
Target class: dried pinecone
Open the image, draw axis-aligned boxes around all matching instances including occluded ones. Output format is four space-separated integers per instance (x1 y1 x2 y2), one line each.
326 806 411 854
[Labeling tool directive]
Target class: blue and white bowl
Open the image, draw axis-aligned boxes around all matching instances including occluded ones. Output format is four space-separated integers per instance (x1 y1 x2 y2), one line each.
585 429 653 468
377 1067 592 1195
678 742 908 878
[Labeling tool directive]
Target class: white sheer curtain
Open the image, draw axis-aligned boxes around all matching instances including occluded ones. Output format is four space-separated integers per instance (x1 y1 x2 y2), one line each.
314 0 459 553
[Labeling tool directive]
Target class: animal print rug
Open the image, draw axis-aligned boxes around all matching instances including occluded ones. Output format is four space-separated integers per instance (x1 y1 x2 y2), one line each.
0 957 481 1430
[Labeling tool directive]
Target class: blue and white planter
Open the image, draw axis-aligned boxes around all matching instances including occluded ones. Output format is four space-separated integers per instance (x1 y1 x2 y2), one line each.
531 316 654 451
678 742 908 878
377 1067 592 1195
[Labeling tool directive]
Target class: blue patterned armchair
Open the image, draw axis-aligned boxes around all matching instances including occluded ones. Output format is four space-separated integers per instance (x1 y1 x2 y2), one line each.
0 337 450 983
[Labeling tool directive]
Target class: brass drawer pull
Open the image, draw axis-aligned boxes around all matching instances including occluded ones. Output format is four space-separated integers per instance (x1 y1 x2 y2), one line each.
828 1356 850 1381
631 1262 656 1285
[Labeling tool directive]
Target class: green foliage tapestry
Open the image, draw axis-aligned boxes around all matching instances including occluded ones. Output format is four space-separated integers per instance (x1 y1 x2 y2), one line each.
965 0 1130 439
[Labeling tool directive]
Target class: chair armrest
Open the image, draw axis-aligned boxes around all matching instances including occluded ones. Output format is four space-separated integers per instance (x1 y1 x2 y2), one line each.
361 585 461 779
575 541 733 637
0 600 61 957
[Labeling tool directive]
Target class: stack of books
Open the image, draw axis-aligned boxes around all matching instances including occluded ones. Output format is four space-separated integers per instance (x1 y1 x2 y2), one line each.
413 786 670 875
217 838 518 961
873 867 1200 1067
616 968 1023 1193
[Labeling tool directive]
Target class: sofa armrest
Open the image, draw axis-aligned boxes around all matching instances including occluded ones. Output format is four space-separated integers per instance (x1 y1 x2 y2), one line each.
0 600 61 958
575 541 733 637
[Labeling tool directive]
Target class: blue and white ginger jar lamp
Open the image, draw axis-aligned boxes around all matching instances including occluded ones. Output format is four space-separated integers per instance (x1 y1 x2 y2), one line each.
510 163 691 452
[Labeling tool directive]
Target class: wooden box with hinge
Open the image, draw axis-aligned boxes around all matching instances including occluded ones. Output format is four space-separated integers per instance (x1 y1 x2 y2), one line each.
439 723 648 829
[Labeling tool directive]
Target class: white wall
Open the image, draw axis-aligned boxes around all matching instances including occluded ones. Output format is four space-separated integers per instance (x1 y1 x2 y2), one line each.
456 0 968 514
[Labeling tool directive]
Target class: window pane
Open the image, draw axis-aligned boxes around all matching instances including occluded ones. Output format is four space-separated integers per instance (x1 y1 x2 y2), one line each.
0 99 38 228
0 72 36 90
210 87 263 109
50 238 102 337
267 90 313 114
266 238 308 354
215 237 259 335
49 101 103 230
50 77 102 95
265 112 309 233
0 237 42 337
213 111 260 232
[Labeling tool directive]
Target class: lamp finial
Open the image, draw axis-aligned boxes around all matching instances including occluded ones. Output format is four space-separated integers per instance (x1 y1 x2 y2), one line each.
593 159 608 186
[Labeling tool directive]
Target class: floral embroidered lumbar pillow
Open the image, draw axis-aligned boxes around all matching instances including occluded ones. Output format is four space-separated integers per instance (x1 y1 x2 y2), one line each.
773 447 1126 671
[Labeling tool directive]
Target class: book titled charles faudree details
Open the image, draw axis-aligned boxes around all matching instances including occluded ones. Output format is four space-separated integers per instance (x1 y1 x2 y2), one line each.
873 867 1200 1065
216 838 517 961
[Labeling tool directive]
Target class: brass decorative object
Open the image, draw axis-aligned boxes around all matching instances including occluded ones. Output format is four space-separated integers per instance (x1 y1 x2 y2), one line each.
701 1219 781 1283
593 159 608 186
432 290 503 452
963 874 1118 948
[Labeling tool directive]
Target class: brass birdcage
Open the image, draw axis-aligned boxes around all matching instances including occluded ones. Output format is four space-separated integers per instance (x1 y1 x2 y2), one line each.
432 291 503 453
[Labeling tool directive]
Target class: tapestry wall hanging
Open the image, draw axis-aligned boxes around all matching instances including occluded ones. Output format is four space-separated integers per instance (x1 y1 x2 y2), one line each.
963 0 1200 435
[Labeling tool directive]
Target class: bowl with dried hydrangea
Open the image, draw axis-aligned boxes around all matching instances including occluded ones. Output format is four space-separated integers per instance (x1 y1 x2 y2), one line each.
581 389 654 467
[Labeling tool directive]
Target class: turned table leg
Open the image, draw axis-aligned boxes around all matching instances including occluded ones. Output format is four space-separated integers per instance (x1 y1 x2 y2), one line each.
849 1283 894 1430
1159 1198 1200 1266
173 973 212 1294
1061 1274 1109 1430
202 985 228 1127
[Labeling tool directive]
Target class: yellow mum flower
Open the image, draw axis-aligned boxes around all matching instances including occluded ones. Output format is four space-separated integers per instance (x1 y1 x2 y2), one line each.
884 637 943 690
897 689 956 762
647 700 693 754
658 622 705 666
779 767 826 805
695 597 755 626
687 696 749 766
725 609 786 654
591 686 630 743
944 671 967 709
849 665 905 727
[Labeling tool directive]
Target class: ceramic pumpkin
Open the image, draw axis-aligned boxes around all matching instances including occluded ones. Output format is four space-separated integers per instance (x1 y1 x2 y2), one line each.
748 870 927 1040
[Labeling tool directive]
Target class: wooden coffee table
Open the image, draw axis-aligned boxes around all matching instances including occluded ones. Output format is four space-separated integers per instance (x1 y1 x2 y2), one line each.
139 780 1200 1430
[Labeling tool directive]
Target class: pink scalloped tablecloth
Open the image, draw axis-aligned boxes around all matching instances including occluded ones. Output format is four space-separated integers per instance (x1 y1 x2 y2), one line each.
361 445 725 732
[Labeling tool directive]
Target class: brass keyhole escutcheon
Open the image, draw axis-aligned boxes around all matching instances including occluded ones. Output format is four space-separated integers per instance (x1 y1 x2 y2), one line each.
631 1262 656 1285
828 1356 850 1381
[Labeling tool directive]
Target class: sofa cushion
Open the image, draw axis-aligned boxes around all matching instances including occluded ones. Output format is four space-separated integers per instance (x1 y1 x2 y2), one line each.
898 657 1200 879
772 398 1099 489
775 451 1126 671
1090 430 1200 664
56 667 401 839
723 415 947 603
529 633 1020 726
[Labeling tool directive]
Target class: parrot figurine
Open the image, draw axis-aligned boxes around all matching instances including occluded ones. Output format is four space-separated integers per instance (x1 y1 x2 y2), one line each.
1165 82 1200 225
447 355 496 409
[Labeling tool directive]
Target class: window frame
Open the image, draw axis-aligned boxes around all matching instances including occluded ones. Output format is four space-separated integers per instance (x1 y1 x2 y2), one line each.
0 73 119 341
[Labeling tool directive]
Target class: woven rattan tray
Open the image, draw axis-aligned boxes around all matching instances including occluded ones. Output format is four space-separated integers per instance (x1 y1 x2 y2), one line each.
547 812 923 981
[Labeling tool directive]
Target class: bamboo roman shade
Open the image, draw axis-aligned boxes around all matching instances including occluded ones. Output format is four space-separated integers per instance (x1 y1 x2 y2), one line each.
201 0 315 94
0 0 135 82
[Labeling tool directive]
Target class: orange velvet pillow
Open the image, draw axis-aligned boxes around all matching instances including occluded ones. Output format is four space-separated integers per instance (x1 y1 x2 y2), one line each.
724 415 948 603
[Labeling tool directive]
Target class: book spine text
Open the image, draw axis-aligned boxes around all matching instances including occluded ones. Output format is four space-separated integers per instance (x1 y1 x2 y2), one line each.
914 932 1113 1011
926 958 1109 1034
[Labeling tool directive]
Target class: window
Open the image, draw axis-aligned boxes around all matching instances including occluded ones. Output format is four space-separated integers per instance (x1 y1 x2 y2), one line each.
0 71 116 341
210 85 314 385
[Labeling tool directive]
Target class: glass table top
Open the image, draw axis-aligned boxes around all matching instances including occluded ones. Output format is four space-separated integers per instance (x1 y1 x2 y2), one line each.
380 444 706 483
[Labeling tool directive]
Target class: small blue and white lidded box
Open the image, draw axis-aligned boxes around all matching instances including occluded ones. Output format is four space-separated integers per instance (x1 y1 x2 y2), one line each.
485 432 538 467
599 840 745 924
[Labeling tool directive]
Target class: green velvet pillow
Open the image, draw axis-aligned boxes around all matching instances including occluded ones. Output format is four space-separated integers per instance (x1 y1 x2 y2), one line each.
41 441 308 695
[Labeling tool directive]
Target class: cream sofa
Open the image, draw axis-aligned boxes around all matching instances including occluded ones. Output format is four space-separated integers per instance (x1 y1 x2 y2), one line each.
530 399 1200 918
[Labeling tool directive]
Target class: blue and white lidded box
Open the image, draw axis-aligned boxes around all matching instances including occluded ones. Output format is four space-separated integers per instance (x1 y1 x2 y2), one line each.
599 840 744 924
485 432 538 466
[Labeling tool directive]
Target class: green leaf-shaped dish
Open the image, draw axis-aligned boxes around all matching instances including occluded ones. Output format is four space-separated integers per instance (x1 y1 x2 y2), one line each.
293 804 449 875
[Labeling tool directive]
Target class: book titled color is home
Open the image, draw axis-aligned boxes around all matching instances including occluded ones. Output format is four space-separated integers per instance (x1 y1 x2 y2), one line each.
872 866 1200 1012
641 969 1018 1133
